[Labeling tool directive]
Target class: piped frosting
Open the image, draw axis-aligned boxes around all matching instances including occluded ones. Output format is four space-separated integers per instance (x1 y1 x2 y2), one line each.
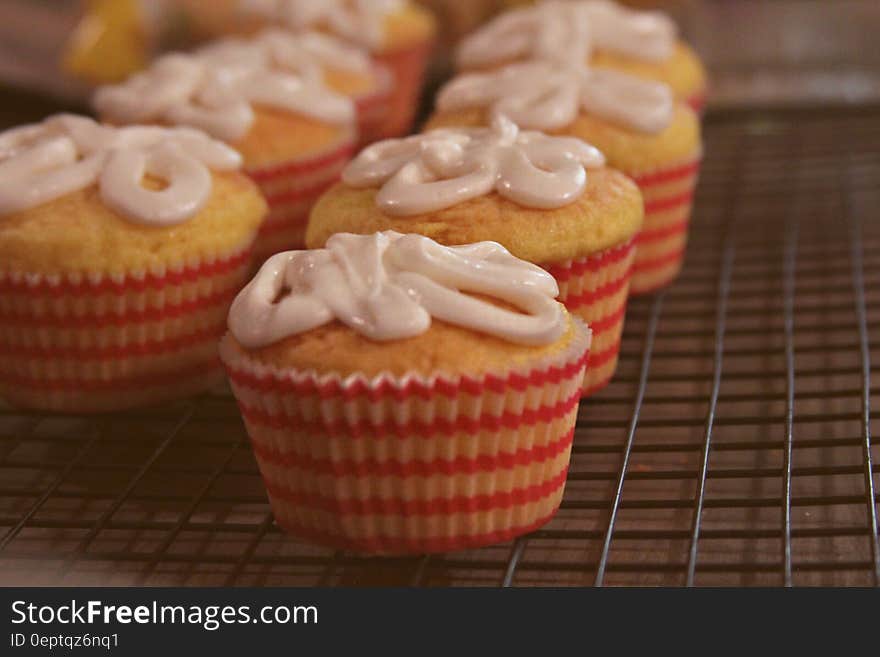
438 61 674 134
228 230 567 347
0 114 241 224
342 115 605 215
456 0 677 70
94 30 356 143
238 0 404 51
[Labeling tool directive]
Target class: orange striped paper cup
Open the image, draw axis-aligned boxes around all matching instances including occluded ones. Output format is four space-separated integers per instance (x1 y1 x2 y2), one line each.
220 320 590 555
545 238 636 396
629 158 701 295
246 138 356 263
373 39 433 139
352 67 393 146
0 242 256 413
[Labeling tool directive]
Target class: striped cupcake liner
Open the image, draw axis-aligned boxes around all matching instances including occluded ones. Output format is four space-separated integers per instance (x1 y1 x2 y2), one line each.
0 240 257 413
545 238 635 396
246 138 356 262
629 157 702 295
687 91 708 115
219 319 591 555
352 67 393 146
373 39 433 139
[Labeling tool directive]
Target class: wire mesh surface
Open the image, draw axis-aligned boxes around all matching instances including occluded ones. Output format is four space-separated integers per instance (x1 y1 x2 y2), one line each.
1 107 879 587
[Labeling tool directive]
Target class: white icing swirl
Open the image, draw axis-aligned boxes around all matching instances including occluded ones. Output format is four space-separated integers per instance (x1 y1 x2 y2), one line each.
456 1 676 70
94 30 355 143
228 230 566 347
438 61 674 134
457 2 592 71
577 1 677 62
0 114 241 224
239 0 404 51
342 115 604 215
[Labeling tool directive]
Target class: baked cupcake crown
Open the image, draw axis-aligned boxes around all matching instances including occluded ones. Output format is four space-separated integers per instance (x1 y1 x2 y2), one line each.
228 230 566 347
0 114 241 224
456 0 677 70
239 0 404 50
94 30 356 142
437 60 674 134
342 115 605 215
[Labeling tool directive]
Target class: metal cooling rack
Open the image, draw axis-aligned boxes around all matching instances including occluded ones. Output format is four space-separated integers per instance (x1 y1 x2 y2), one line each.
1 106 879 587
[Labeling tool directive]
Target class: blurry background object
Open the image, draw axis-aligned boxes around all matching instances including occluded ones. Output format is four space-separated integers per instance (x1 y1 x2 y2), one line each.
3 0 876 112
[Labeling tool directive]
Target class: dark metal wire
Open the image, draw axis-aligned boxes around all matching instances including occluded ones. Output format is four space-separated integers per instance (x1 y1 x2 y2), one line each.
593 294 664 587
501 537 529 587
782 213 798 586
685 234 736 587
58 405 197 578
224 512 274 587
0 426 103 551
134 439 245 585
844 162 880 586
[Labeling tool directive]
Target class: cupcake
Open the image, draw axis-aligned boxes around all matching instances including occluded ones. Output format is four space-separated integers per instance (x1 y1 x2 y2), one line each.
426 61 702 294
237 0 438 138
221 230 591 553
0 115 267 413
94 33 358 260
456 0 708 114
307 117 642 395
201 30 393 146
63 0 191 84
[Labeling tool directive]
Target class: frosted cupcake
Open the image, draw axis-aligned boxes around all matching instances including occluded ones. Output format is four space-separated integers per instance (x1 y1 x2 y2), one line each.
457 0 708 114
221 230 591 553
94 33 358 260
237 0 437 138
426 62 701 293
307 117 642 394
0 115 267 412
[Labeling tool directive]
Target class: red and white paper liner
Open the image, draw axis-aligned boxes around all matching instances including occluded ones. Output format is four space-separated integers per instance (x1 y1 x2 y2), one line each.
246 136 356 262
352 66 393 146
628 156 702 295
0 240 256 413
220 319 591 555
686 91 707 116
544 238 635 396
374 39 434 139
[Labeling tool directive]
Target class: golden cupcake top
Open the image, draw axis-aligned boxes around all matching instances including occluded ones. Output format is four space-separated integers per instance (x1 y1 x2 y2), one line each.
457 0 678 70
228 230 568 348
307 167 643 266
437 60 674 134
341 116 605 215
93 30 357 143
0 114 242 226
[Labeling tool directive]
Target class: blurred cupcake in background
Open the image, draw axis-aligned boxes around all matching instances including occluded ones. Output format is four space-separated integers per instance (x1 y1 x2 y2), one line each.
426 61 702 294
456 0 708 113
237 0 437 138
307 117 643 395
94 32 359 260
221 230 591 553
0 115 266 412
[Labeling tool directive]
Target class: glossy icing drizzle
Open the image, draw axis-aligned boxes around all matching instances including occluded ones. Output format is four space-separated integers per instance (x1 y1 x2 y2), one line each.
0 114 241 224
576 1 677 62
239 0 403 51
228 230 567 347
94 30 355 143
457 1 676 69
342 115 605 215
438 61 674 134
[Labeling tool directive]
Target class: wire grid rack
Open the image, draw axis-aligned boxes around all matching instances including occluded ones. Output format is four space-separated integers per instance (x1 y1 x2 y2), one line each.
1 106 879 587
